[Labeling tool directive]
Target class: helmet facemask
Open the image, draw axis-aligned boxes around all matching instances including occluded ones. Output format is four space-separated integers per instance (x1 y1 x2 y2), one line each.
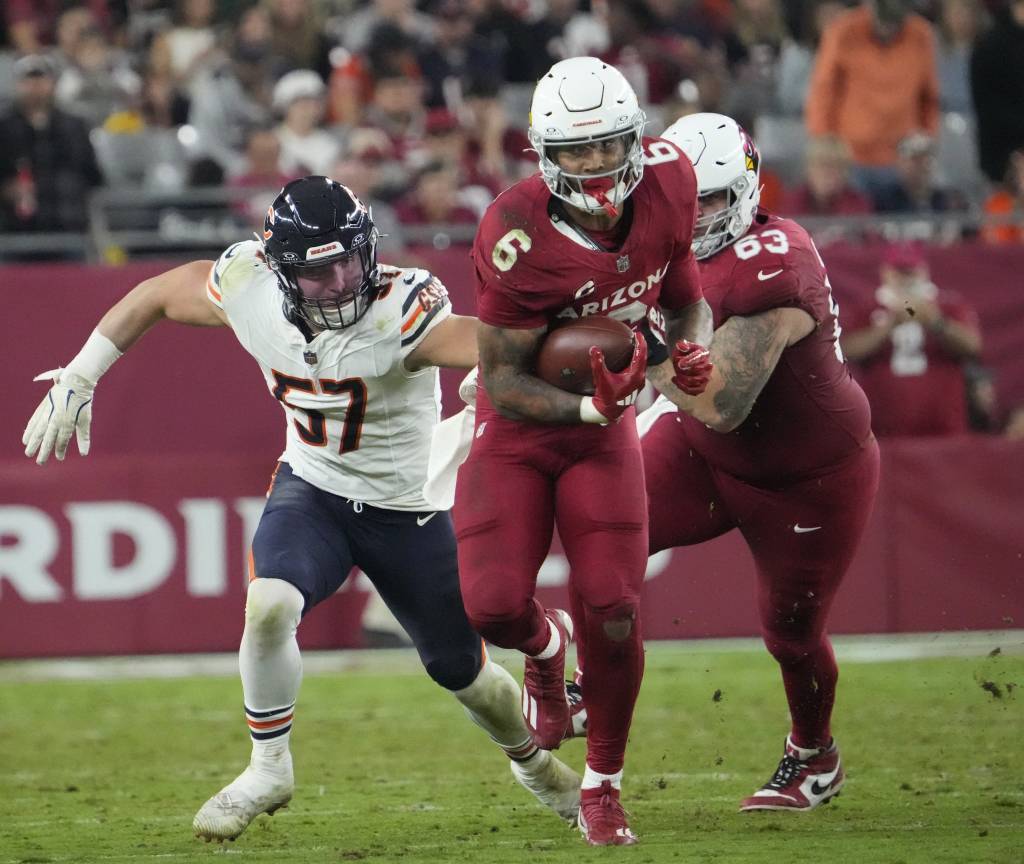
692 175 756 260
270 227 381 330
530 120 646 218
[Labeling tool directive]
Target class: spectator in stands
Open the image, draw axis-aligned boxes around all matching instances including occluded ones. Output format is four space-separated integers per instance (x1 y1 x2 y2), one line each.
266 0 333 79
272 69 340 176
92 68 191 190
782 134 873 217
361 55 427 160
775 0 846 118
188 17 275 174
228 127 296 225
52 6 102 72
523 0 586 81
935 0 985 115
54 20 140 129
0 54 102 234
340 125 409 202
872 131 968 213
149 0 220 98
969 0 1024 185
413 106 503 205
460 77 534 185
415 0 493 108
805 0 940 200
334 0 436 57
981 148 1024 245
4 0 111 54
722 0 789 127
840 241 982 437
394 160 477 229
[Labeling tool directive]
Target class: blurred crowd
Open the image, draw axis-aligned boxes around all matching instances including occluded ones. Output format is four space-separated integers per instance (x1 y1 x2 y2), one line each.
1 0 1024 250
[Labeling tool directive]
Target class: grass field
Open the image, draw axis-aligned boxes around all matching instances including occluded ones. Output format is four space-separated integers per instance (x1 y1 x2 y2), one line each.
2 640 1022 864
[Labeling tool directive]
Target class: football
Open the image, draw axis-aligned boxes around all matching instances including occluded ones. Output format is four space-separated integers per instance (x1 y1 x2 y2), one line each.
534 316 636 395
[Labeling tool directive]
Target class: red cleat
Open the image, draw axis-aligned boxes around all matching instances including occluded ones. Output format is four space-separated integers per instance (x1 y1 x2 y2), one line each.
578 780 637 846
740 737 844 811
522 609 572 750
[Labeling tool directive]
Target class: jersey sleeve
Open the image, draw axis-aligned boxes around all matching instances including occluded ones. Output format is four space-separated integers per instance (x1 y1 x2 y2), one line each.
396 268 452 357
207 240 254 314
471 196 563 329
720 222 825 319
652 148 704 310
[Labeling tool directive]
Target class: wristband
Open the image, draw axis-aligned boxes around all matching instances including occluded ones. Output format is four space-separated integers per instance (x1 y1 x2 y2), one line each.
65 329 123 384
579 396 608 424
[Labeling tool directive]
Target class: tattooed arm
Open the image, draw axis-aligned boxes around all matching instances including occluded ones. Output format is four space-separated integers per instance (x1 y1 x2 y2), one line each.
478 322 588 423
649 307 815 432
664 297 714 347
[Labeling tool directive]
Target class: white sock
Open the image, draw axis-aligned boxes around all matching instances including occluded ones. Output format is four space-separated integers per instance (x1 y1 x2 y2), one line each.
528 619 561 660
787 735 830 761
582 765 623 791
239 578 304 762
454 657 538 762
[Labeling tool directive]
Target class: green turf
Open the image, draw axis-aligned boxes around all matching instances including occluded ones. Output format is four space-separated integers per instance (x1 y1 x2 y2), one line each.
2 644 1021 863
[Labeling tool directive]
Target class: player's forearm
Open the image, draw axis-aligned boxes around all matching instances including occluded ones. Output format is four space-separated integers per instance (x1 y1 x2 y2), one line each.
483 366 586 424
665 297 713 348
930 318 981 359
97 260 223 352
647 359 728 430
654 311 789 433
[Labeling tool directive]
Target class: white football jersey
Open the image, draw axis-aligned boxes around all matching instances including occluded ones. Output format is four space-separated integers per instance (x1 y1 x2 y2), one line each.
207 239 452 510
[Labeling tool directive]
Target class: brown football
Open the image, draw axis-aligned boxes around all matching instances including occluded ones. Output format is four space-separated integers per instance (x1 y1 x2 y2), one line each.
535 316 636 395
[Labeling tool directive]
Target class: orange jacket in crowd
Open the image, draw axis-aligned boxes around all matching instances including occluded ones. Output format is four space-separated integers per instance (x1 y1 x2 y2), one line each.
805 5 939 167
982 190 1023 245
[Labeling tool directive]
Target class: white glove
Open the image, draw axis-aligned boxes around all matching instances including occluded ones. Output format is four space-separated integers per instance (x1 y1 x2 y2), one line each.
23 368 96 464
22 329 122 465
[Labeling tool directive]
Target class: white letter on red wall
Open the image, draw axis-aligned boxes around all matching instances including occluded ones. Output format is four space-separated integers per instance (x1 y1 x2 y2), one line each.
66 502 175 600
179 499 226 597
0 506 62 601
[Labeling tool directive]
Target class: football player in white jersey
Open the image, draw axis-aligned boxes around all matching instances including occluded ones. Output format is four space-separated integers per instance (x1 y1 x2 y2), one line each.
22 177 581 842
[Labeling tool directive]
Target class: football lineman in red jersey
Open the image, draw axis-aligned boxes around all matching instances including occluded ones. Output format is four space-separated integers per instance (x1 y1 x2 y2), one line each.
454 57 712 845
641 113 880 811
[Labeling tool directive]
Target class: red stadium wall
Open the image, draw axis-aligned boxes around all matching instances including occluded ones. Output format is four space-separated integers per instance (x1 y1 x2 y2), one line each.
1 244 1022 658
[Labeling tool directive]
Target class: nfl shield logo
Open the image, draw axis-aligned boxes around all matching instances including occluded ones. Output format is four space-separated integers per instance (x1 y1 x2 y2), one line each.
616 255 630 273
303 350 318 365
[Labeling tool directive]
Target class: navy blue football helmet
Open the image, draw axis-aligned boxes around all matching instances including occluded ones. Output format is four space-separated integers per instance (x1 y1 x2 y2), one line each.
262 176 381 329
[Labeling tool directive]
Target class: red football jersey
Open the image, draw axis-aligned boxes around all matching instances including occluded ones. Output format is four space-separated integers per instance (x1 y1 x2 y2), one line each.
840 284 978 436
681 210 873 482
472 136 702 332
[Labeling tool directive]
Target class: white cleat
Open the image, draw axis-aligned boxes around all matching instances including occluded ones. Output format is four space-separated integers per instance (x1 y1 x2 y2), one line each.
510 749 581 826
192 756 294 842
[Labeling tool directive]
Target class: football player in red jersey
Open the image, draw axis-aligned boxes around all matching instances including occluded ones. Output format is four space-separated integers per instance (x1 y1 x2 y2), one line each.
454 56 712 845
641 113 881 812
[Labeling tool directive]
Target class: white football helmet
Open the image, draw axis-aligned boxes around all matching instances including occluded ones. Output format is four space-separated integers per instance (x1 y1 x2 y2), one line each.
528 56 647 217
661 112 762 259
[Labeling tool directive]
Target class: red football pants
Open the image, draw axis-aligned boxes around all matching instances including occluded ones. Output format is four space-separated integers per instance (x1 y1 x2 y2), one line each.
454 413 647 774
643 411 880 747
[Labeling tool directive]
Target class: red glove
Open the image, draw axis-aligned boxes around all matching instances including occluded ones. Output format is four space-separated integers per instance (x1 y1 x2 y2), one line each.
582 335 648 423
671 339 713 396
